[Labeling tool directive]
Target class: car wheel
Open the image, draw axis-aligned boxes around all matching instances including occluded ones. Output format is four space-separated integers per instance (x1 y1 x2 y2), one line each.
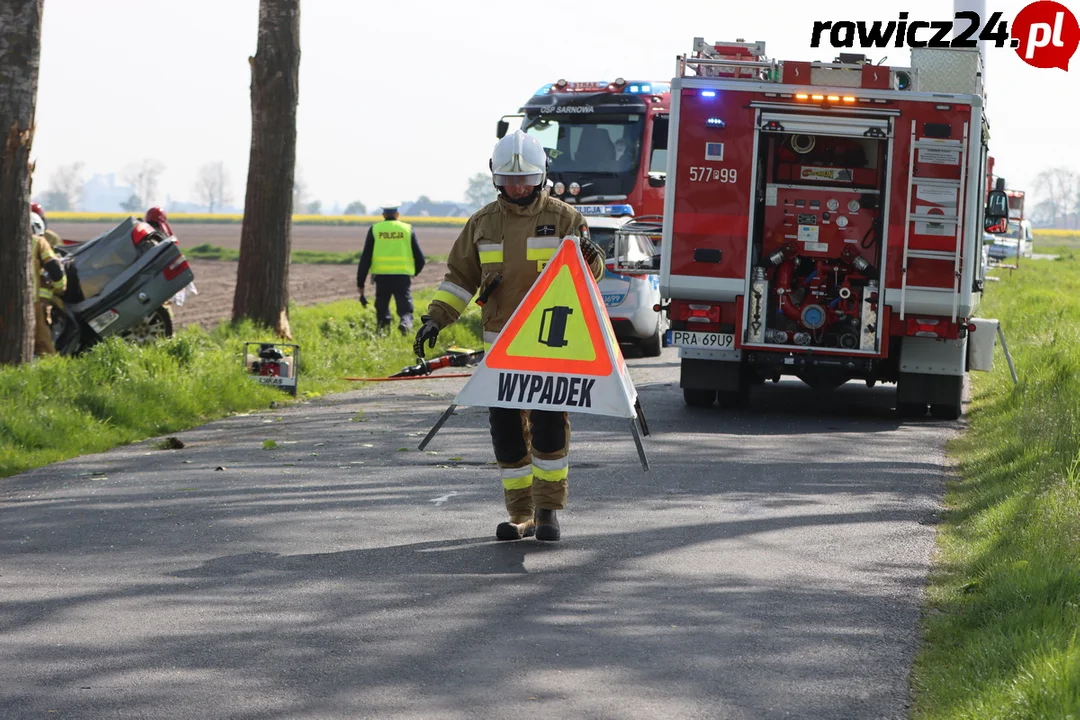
640 321 663 357
119 306 173 345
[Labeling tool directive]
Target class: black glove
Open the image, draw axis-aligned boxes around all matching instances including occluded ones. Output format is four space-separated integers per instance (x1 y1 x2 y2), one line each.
413 316 440 358
359 291 368 308
580 236 605 266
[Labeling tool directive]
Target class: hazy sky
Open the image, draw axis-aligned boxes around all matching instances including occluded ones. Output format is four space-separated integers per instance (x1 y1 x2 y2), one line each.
32 0 1079 212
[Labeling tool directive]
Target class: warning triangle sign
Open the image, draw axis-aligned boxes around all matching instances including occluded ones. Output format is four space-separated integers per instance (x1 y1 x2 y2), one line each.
453 237 638 419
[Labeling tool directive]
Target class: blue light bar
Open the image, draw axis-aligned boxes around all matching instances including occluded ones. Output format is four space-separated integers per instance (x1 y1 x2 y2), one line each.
623 81 670 95
578 204 636 217
705 118 726 127
701 90 717 98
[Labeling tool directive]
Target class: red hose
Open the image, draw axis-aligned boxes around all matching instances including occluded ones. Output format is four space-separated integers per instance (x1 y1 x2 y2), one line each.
342 373 474 382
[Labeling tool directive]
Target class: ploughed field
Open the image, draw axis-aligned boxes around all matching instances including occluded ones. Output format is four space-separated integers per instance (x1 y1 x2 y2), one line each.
50 223 462 331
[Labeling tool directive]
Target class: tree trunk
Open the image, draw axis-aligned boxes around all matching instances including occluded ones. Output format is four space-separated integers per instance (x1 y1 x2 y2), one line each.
232 0 300 338
0 0 43 366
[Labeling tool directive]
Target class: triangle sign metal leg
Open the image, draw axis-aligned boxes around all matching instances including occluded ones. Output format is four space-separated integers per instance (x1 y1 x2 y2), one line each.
418 404 458 451
629 418 650 472
634 398 650 437
996 324 1019 385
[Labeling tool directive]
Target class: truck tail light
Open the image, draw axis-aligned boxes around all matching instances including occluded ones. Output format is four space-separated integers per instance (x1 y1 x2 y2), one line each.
164 256 190 282
672 303 721 324
906 317 948 338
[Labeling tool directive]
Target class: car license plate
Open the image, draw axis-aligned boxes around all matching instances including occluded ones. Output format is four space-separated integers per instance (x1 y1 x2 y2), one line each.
666 330 735 349
89 309 120 334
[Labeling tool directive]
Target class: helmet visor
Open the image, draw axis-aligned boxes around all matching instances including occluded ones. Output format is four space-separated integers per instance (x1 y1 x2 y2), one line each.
493 172 544 188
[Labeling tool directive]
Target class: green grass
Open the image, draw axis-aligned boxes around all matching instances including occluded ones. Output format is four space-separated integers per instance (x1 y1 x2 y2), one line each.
184 244 448 266
911 252 1080 718
0 290 482 478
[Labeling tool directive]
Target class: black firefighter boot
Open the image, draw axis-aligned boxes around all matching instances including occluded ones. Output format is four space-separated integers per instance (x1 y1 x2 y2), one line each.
496 487 535 541
534 509 561 542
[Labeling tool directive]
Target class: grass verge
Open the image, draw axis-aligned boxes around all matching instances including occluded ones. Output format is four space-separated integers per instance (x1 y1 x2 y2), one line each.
0 290 482 479
911 252 1080 718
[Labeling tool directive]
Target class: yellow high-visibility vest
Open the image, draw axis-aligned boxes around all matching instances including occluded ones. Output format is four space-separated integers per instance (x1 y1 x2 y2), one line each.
370 220 415 275
32 234 66 300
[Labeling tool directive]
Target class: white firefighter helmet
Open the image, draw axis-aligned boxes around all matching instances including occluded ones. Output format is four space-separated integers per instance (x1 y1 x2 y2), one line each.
490 130 548 188
29 211 45 236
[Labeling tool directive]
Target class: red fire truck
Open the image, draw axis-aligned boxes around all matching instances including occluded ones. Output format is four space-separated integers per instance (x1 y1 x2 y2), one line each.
497 77 672 218
654 39 1011 419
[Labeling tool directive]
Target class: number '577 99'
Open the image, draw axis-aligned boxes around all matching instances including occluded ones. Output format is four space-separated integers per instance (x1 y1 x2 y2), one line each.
688 167 738 183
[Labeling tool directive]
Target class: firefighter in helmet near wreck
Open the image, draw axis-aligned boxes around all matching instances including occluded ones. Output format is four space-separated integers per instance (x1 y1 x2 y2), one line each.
413 130 606 542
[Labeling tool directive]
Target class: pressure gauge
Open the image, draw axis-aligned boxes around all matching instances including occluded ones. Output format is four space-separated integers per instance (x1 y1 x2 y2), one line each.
836 215 850 228
847 199 861 213
827 198 839 211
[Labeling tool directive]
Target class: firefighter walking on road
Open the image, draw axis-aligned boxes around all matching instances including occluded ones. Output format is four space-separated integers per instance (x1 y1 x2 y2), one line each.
30 212 67 356
357 203 426 334
413 130 606 542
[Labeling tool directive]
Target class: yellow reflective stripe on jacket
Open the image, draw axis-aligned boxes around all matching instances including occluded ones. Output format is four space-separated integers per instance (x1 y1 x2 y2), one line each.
38 287 54 300
525 236 561 262
500 465 533 490
433 281 472 314
477 241 503 265
370 220 415 275
533 456 569 482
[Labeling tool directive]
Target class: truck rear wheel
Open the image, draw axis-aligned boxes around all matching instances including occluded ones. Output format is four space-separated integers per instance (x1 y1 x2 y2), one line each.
896 372 963 420
716 382 751 409
897 402 928 418
930 376 964 420
929 403 962 420
683 388 717 408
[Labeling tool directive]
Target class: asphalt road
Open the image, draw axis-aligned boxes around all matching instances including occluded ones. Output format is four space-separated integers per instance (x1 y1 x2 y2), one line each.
0 348 953 719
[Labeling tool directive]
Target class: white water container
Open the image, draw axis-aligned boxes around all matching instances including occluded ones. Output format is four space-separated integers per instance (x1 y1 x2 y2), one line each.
967 318 998 372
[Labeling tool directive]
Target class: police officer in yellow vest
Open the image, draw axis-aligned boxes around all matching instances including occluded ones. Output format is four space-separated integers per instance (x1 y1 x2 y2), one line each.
30 212 67 356
357 203 426 333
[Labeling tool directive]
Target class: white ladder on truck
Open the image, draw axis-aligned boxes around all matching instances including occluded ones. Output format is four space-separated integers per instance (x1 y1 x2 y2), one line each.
899 120 969 322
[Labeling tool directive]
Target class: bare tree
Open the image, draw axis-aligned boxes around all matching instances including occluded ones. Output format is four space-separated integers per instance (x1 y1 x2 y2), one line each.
41 161 85 211
464 171 496 209
1032 167 1079 228
123 158 165 208
232 0 300 337
193 161 232 213
0 0 43 366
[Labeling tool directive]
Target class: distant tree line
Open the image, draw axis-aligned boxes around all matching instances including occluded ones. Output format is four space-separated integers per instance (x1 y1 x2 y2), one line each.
1031 167 1080 228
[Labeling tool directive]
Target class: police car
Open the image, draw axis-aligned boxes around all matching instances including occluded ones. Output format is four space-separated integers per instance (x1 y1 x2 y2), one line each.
986 219 1034 261
580 205 666 357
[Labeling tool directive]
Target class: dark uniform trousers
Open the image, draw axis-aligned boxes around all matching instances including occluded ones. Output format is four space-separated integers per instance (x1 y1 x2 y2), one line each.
374 275 414 331
488 407 570 521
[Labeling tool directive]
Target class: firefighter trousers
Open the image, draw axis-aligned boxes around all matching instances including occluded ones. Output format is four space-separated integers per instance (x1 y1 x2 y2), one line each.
34 301 57 356
488 407 570 522
373 275 414 332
